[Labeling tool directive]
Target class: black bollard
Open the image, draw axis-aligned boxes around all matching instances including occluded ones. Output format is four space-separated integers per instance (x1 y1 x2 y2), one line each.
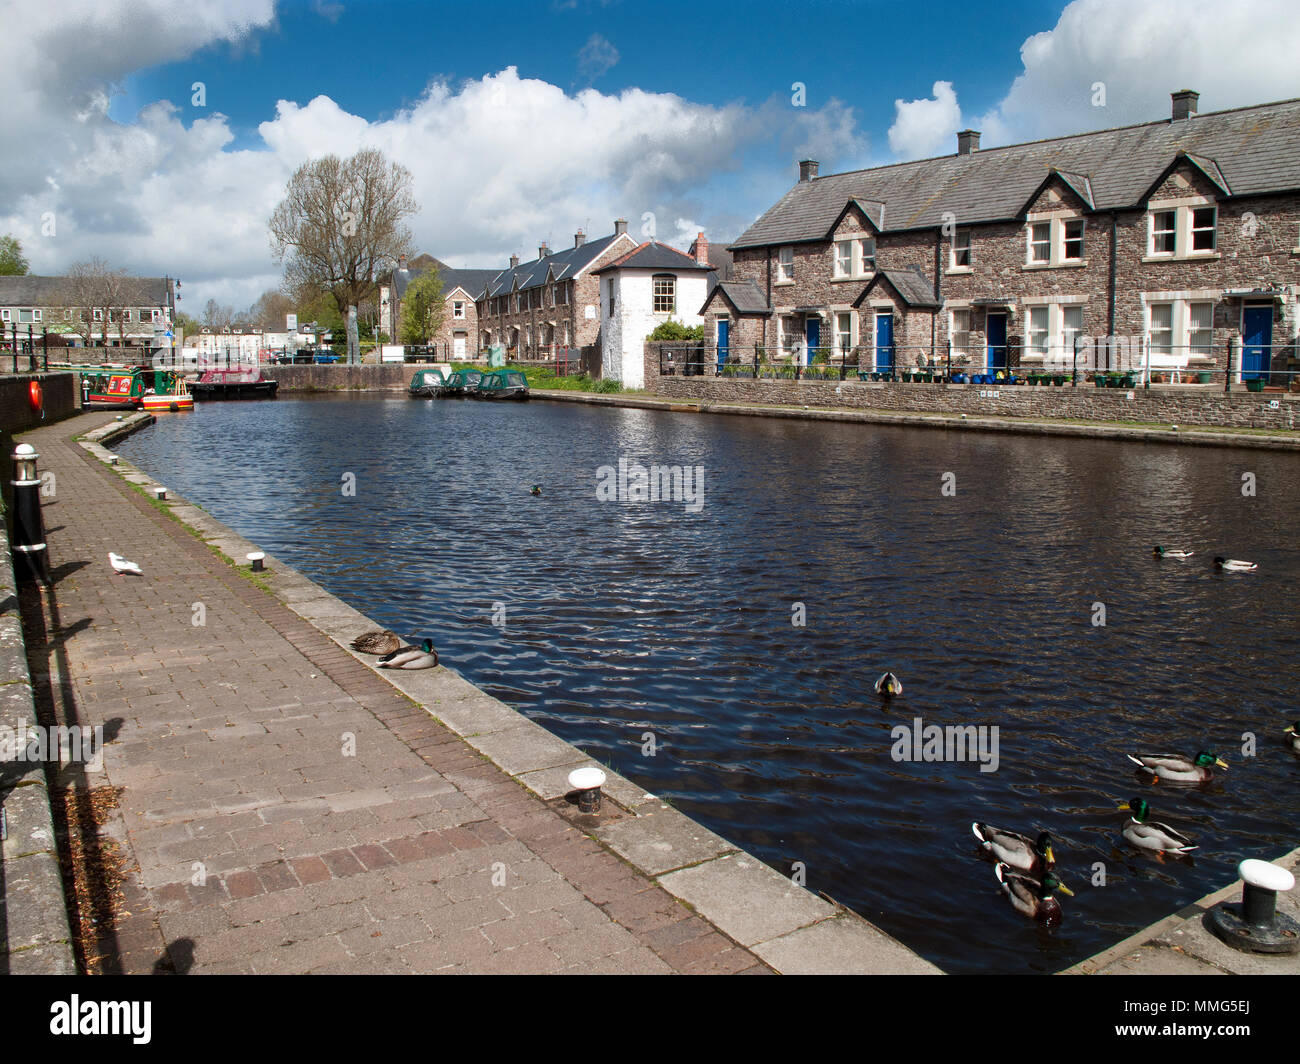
1206 858 1299 955
10 444 50 584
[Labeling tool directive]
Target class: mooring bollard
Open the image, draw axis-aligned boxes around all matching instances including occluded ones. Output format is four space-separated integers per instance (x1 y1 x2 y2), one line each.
568 766 607 814
246 551 265 572
153 487 167 501
10 444 49 584
1207 858 1299 954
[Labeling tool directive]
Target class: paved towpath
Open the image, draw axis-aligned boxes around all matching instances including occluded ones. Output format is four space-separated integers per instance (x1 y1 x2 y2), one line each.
18 411 773 974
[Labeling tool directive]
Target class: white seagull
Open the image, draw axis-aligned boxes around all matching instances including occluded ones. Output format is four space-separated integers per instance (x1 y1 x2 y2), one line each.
109 552 143 575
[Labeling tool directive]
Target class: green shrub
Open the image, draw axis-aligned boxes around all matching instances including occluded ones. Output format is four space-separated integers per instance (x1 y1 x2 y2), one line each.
647 319 708 342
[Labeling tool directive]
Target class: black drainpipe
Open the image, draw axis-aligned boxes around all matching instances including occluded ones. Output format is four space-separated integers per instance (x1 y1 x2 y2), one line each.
1107 211 1118 371
765 247 773 349
932 227 942 354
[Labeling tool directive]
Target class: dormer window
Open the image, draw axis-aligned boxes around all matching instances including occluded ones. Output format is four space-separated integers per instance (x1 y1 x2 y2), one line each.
1026 216 1086 266
832 237 875 279
1147 203 1216 258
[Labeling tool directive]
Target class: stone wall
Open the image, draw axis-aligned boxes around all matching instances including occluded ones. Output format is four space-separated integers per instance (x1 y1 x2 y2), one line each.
268 364 415 392
650 374 1300 431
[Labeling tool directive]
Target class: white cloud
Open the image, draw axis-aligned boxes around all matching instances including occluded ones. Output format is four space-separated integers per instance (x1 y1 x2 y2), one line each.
887 81 962 160
977 0 1300 145
576 33 620 81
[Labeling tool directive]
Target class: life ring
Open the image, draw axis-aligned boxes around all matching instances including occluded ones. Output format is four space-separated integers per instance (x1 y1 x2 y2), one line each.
28 380 43 413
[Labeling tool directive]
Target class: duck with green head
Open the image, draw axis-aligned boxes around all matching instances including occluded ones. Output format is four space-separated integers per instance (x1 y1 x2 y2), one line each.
377 639 440 670
1118 797 1198 856
972 823 1056 874
1126 751 1226 783
1153 545 1194 559
995 863 1074 925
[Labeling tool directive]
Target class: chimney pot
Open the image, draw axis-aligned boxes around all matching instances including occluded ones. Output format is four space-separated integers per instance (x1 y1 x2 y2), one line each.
614 218 628 236
1172 89 1199 120
799 159 819 182
539 242 549 259
575 229 586 247
510 254 519 268
957 129 980 155
689 232 710 265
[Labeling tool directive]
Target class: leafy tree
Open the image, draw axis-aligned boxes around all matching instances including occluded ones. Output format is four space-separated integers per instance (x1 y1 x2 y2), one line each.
0 235 29 275
268 148 417 362
647 318 708 342
399 270 444 344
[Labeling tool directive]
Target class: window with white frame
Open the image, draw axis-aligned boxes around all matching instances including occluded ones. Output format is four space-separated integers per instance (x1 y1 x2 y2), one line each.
1188 301 1213 354
18 308 37 323
1062 305 1083 360
1 309 10 322
1062 220 1085 261
1148 204 1216 257
832 237 875 279
1191 206 1217 252
780 315 802 356
453 300 465 319
835 312 853 353
951 230 972 269
1029 222 1051 263
1148 303 1174 355
1145 298 1217 363
950 308 971 357
1027 305 1050 356
653 275 676 314
1027 216 1085 266
777 247 794 283
140 308 156 322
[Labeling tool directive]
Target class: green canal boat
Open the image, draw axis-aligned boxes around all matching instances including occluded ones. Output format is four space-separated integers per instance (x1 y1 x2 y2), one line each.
443 368 484 397
475 369 530 401
408 367 451 398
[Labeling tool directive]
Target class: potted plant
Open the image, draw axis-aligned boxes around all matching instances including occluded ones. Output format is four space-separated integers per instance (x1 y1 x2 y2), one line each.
1245 378 1266 392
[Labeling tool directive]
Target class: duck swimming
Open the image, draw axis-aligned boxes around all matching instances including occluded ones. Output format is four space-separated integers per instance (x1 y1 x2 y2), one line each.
1118 797 1197 856
1285 722 1299 752
1214 557 1257 572
1153 545 1194 558
1127 751 1227 783
530 485 542 496
377 639 440 670
972 824 1056 874
874 672 902 698
350 630 402 655
995 863 1074 925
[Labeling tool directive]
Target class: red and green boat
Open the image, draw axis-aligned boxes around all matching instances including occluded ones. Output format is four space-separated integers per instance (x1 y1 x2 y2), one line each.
80 366 194 412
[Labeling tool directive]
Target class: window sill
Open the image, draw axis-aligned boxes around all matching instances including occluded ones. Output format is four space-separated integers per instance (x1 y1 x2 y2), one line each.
1141 252 1220 264
945 266 974 276
773 280 795 287
830 274 873 283
1022 260 1089 271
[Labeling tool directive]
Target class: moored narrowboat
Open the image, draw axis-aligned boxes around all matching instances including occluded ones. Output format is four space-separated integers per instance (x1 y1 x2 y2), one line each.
81 366 194 412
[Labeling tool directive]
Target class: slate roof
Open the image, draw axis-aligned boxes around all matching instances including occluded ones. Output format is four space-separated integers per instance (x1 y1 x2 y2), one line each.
484 232 628 298
592 241 715 274
851 268 940 309
392 264 500 301
703 279 771 315
0 275 174 305
731 96 1300 249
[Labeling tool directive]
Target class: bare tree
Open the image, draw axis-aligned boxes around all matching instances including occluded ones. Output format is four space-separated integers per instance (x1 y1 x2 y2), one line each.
53 258 130 346
268 148 417 362
202 298 234 333
248 287 297 331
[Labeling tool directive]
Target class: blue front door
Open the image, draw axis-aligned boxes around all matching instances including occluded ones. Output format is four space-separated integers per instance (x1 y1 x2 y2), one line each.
875 313 894 373
986 313 1008 373
805 318 820 364
1242 305 1272 381
717 319 729 368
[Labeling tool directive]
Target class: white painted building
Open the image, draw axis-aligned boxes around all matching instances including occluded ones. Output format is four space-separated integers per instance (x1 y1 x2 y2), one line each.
593 241 715 389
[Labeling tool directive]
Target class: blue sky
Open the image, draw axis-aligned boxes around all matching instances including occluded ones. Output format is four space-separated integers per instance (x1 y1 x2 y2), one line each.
5 0 1299 311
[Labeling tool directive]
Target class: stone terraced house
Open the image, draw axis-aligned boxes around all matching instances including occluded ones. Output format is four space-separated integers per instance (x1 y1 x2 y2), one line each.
0 275 176 349
711 91 1300 383
475 221 640 358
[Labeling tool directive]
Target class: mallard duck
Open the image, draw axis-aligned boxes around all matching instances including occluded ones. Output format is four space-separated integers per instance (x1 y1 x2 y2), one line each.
972 823 1056 873
874 672 902 698
1214 557 1257 572
1126 751 1227 783
350 630 402 655
1153 545 1194 559
530 485 542 496
1284 722 1299 752
1118 797 1197 855
995 863 1073 925
377 639 440 670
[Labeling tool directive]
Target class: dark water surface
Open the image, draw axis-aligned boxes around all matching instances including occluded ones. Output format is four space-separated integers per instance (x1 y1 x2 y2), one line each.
117 396 1300 973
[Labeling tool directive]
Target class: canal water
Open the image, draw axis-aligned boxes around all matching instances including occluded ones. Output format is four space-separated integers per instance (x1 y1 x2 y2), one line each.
117 396 1300 973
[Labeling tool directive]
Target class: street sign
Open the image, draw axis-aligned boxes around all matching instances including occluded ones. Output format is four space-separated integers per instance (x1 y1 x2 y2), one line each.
286 313 298 331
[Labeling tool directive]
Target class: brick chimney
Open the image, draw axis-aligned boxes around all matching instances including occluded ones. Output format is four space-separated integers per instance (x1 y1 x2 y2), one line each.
539 242 550 258
957 129 980 155
689 232 710 265
1172 89 1199 120
614 218 628 236
510 253 519 268
799 159 819 182
574 229 586 247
